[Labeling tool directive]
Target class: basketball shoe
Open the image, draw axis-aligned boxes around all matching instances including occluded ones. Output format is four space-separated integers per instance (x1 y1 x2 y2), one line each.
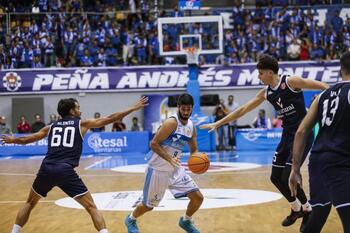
179 216 200 233
282 208 304 226
124 215 139 233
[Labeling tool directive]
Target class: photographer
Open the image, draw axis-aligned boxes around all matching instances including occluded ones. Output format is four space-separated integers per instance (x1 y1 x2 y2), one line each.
213 99 229 151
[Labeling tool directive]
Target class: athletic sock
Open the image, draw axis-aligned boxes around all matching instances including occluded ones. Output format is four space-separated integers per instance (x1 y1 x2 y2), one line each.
183 214 192 221
129 212 137 220
302 201 312 212
99 229 108 233
290 199 301 212
11 224 22 233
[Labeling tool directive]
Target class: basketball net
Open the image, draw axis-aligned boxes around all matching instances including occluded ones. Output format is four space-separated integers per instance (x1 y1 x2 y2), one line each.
184 47 200 65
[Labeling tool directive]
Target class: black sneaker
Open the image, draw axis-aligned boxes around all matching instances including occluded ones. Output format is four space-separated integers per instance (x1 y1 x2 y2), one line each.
281 209 304 226
299 211 311 232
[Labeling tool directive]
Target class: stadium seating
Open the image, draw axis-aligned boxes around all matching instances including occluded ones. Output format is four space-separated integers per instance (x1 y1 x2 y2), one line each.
0 1 348 69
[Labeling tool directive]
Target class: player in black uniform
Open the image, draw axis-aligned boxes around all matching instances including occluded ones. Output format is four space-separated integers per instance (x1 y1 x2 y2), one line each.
290 52 350 233
200 54 328 230
1 96 148 233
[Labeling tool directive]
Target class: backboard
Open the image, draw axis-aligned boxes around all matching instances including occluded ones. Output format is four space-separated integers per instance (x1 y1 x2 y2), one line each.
157 15 223 56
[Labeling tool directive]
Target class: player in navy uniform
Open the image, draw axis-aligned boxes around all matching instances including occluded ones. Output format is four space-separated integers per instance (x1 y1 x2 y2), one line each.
290 52 350 233
200 54 328 230
1 97 148 233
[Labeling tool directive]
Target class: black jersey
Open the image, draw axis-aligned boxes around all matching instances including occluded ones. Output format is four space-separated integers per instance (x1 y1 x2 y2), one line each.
311 81 350 157
266 74 307 131
43 117 83 167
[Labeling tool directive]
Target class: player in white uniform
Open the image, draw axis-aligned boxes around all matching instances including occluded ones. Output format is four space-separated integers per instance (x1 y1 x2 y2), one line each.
125 93 204 233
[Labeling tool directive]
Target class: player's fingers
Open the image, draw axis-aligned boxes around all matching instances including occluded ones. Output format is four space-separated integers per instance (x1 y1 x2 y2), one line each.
289 177 297 196
0 136 7 144
172 160 180 168
208 127 216 133
290 183 297 197
289 185 293 196
199 125 208 129
138 97 148 104
288 181 293 194
292 186 297 197
170 158 179 168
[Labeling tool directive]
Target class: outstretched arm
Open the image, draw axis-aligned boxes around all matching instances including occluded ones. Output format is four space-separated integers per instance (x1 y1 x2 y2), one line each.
289 96 319 196
1 126 50 145
287 76 329 91
80 96 148 134
200 88 266 132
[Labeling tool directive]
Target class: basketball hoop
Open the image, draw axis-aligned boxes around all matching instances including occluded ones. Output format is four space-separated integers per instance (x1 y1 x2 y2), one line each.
184 47 200 65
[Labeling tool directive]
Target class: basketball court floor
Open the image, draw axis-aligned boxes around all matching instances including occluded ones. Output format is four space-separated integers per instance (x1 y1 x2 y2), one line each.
0 151 342 233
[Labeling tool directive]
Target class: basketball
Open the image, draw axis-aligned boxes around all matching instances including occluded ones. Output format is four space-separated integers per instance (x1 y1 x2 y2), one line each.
187 152 210 174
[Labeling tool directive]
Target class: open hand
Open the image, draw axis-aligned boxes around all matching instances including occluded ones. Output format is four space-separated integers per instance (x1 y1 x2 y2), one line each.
199 123 218 133
133 96 149 110
0 135 15 145
169 156 181 168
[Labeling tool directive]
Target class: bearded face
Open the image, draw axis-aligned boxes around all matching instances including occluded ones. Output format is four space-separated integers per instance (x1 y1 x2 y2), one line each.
178 104 193 121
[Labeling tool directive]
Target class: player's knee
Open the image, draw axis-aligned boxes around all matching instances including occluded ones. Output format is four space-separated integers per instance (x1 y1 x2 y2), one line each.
197 192 204 204
191 192 204 205
26 197 39 209
26 200 37 209
281 174 289 185
84 202 98 213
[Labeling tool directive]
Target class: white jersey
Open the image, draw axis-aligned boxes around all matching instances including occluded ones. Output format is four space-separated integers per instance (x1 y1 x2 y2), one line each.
148 114 194 172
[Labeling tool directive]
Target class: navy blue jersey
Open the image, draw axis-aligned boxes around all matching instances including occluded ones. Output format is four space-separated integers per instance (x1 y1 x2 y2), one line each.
43 117 83 167
311 81 350 156
266 74 307 130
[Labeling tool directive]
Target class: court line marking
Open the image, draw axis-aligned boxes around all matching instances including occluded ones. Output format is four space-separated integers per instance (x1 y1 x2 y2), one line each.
84 156 112 170
0 173 35 176
0 200 55 204
0 167 308 177
29 156 45 159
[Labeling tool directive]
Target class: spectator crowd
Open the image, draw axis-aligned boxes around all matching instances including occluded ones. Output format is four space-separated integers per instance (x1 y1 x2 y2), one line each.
212 94 284 151
0 1 348 69
0 112 142 134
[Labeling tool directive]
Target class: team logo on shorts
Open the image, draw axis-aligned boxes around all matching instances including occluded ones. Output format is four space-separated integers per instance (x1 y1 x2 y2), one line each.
2 72 22 92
